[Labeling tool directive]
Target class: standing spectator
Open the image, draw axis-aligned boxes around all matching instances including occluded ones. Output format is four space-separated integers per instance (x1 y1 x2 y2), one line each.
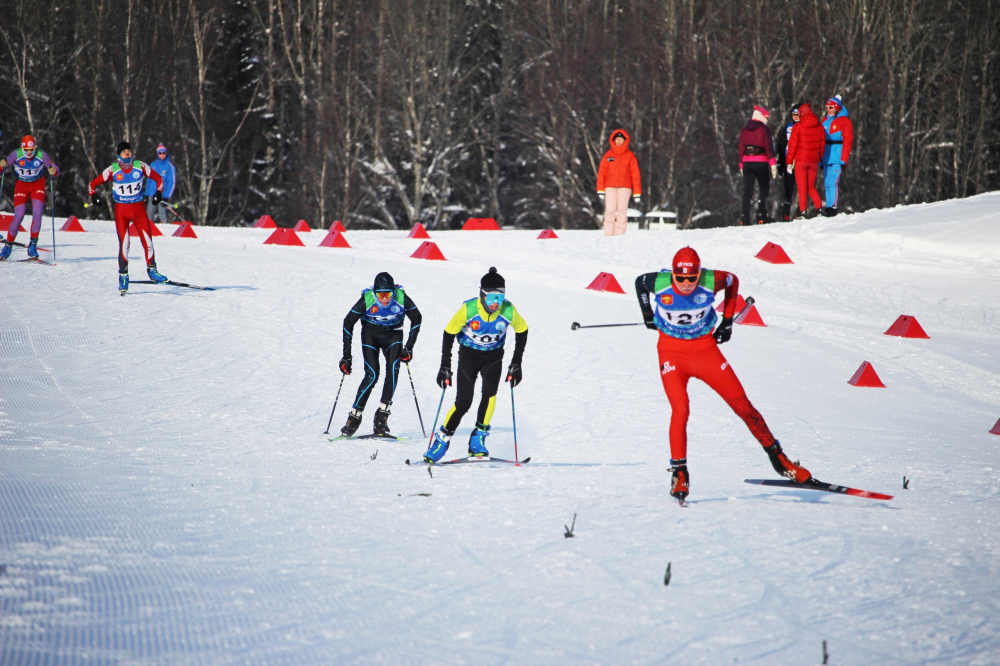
145 143 176 224
596 129 641 236
821 95 853 216
786 103 825 218
737 105 777 225
775 105 800 221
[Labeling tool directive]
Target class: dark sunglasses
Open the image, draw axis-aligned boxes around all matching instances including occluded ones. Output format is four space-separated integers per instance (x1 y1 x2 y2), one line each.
674 274 699 283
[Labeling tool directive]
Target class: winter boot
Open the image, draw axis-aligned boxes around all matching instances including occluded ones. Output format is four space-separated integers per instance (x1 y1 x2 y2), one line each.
468 423 490 458
780 202 792 221
27 238 39 259
341 409 363 437
119 272 129 294
669 460 690 501
764 441 812 484
423 427 454 463
372 403 391 437
147 263 168 284
0 241 12 261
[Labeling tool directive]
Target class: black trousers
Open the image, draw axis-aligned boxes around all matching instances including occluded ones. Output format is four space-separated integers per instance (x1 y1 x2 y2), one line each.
781 170 796 219
741 162 771 225
352 325 403 410
444 346 505 432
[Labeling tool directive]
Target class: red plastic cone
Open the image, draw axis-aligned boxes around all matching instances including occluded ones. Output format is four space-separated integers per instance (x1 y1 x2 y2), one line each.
319 230 351 248
60 216 85 232
129 222 163 237
848 361 885 387
991 418 1000 435
253 215 277 229
173 222 198 238
537 229 558 239
462 217 501 231
331 220 347 233
586 272 626 294
263 228 305 246
755 242 794 264
410 241 447 261
293 219 312 232
717 294 747 313
407 222 431 239
736 304 766 326
0 214 22 232
884 315 930 339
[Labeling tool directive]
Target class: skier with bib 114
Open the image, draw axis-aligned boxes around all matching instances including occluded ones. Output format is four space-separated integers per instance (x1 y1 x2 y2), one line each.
87 141 166 293
339 272 422 438
423 267 528 462
635 247 811 501
0 135 60 261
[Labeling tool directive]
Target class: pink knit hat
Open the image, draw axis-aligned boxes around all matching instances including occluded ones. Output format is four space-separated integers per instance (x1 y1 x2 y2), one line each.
751 105 770 123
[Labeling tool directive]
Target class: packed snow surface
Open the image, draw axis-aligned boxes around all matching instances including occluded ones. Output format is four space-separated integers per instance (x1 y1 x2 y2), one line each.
2 193 1000 665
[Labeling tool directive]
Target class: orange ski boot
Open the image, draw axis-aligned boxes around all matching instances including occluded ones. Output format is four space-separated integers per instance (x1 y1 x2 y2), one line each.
764 442 812 484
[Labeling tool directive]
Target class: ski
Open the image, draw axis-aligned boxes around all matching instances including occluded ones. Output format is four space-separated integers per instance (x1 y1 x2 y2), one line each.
329 434 401 442
12 241 51 252
130 279 215 291
405 456 530 466
744 478 894 501
15 257 54 266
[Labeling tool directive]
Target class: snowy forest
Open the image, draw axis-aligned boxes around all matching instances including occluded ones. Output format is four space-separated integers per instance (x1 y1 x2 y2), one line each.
1 0 998 230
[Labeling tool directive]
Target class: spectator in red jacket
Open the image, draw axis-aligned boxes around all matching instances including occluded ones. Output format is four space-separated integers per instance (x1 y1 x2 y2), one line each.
596 129 641 236
786 103 825 218
738 105 776 225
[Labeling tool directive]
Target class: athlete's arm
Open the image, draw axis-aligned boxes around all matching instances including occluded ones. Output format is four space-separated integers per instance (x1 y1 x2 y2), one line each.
342 296 365 357
508 305 529 364
634 272 658 322
712 270 740 319
0 151 16 171
88 166 114 195
42 152 60 176
403 294 422 349
441 304 467 368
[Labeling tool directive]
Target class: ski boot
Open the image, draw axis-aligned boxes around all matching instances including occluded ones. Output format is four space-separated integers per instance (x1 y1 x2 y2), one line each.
119 272 129 295
147 263 168 284
468 423 490 458
764 441 812 484
341 409 363 437
669 459 690 502
423 427 453 463
372 404 391 437
27 238 39 259
0 241 11 261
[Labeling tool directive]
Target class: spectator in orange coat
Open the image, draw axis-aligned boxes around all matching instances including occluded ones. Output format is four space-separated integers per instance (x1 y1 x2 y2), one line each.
596 129 641 236
786 103 826 218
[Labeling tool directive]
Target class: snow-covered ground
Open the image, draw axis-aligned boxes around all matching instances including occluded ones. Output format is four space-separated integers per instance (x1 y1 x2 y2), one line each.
2 193 999 665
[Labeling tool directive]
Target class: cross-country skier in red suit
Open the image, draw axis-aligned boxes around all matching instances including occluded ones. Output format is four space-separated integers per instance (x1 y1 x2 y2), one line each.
88 141 167 294
0 135 60 261
635 247 811 501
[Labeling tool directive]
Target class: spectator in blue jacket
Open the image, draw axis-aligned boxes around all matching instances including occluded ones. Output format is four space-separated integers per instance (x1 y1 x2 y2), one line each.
821 95 853 216
145 143 177 223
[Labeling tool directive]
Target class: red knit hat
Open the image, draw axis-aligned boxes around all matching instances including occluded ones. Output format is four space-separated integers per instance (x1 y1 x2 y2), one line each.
672 247 701 276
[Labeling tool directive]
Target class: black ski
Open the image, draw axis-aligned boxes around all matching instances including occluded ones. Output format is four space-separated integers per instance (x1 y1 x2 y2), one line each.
329 434 401 442
405 456 530 466
130 279 215 291
744 478 893 500
15 257 54 266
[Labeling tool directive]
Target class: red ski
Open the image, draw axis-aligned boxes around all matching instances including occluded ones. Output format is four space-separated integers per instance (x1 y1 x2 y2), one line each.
745 478 893 501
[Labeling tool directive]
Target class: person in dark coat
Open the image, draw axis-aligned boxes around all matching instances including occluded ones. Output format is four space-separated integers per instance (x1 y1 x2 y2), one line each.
738 105 777 225
775 105 800 221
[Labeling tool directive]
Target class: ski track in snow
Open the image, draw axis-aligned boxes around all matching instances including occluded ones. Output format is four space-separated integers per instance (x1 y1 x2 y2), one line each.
2 193 999 665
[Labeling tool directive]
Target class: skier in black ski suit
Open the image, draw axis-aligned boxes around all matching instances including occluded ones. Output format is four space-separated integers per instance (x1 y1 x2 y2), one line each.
339 272 422 437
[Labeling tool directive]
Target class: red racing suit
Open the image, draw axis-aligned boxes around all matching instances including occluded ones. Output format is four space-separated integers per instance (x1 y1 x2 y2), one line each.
89 161 163 272
635 269 777 461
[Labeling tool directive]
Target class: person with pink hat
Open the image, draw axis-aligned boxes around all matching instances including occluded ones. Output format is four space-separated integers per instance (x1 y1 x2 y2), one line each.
738 105 777 225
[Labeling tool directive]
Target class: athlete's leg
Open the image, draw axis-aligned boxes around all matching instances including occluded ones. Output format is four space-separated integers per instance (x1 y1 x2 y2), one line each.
694 342 777 448
114 204 131 273
657 336 696 461
29 182 46 238
132 203 155 265
443 347 486 432
474 350 505 426
378 330 404 405
7 180 30 243
352 327 382 411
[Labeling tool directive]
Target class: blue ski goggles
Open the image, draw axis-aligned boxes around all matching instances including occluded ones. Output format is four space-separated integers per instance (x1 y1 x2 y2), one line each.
481 289 505 308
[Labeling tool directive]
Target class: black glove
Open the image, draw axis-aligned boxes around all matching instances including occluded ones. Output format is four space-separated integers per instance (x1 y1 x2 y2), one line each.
90 193 103 208
644 315 657 330
436 365 452 389
506 363 522 387
152 191 163 206
398 346 412 363
339 356 352 375
840 162 848 174
714 317 734 345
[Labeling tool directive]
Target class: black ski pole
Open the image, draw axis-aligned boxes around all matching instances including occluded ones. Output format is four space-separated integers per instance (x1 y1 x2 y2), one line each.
405 363 426 438
322 373 346 435
428 385 447 447
571 322 642 330
510 383 521 466
735 296 756 321
49 179 56 263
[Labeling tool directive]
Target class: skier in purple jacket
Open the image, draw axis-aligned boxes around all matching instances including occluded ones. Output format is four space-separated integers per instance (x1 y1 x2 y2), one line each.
738 105 777 225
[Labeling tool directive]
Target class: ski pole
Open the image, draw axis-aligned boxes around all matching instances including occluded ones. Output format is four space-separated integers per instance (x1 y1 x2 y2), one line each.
405 363 426 438
571 321 641 330
322 373 346 435
510 383 520 466
428 385 447 447
734 296 756 322
49 179 56 263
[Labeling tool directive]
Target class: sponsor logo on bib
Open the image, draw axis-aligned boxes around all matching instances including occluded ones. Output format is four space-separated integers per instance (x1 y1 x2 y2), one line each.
369 305 378 314
660 294 673 305
694 294 707 304
496 322 507 331
116 173 124 181
471 321 480 331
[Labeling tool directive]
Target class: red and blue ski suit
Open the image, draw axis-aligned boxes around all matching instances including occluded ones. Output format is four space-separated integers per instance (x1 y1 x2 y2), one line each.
636 270 777 461
89 161 163 272
822 102 853 209
3 148 60 243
